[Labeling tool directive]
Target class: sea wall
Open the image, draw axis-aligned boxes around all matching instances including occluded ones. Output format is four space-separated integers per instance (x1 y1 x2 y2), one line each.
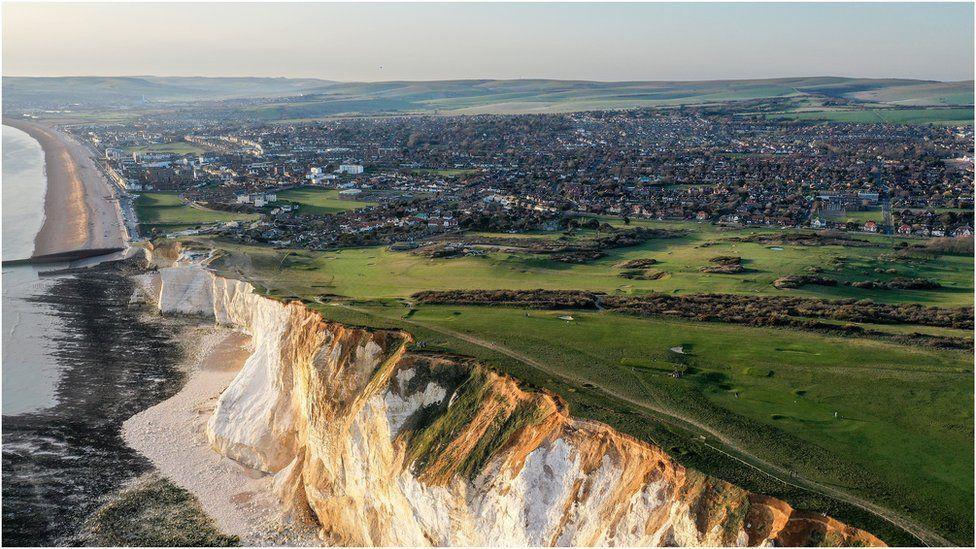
134 259 885 547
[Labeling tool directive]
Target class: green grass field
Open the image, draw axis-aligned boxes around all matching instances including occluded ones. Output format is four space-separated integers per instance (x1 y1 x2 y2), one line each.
192 220 973 544
275 187 376 215
135 192 258 233
126 142 207 155
204 222 973 307
824 210 884 224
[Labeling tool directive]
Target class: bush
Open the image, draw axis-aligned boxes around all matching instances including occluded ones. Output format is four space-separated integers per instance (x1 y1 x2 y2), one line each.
922 236 974 256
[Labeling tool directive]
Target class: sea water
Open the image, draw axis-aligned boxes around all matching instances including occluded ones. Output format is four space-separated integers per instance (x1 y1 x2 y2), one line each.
1 125 189 544
2 124 61 414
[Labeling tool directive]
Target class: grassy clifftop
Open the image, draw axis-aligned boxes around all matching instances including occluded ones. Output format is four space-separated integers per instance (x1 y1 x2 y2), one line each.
183 221 973 544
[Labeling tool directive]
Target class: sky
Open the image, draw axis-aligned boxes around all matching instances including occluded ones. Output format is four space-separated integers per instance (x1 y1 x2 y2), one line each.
3 2 973 82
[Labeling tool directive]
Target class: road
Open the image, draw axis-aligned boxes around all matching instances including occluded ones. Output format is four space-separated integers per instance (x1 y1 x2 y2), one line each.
333 301 951 547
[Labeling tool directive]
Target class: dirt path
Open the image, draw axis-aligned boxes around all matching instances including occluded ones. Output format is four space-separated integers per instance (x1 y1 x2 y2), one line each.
334 302 951 547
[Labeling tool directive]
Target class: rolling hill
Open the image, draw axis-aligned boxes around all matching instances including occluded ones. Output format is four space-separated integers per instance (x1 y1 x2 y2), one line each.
1 76 332 109
3 75 972 117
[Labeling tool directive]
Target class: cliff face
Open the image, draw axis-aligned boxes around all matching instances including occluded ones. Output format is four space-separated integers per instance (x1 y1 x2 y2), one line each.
135 261 885 547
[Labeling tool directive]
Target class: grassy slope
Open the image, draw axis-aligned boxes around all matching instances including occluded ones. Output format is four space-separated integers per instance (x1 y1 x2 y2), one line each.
228 79 973 118
135 192 257 232
10 78 972 121
850 81 975 106
7 77 972 124
2 75 330 107
275 187 375 215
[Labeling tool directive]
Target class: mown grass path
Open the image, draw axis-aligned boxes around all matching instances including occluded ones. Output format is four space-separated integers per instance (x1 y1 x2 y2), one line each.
333 301 952 546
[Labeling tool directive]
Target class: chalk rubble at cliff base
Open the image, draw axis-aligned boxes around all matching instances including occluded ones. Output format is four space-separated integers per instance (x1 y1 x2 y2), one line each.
127 246 885 547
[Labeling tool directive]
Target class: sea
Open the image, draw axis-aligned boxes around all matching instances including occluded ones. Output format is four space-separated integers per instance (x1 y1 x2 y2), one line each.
1 124 188 544
3 124 60 414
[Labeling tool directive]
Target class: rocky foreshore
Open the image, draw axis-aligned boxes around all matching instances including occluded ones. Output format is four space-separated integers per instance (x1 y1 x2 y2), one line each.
0 268 192 544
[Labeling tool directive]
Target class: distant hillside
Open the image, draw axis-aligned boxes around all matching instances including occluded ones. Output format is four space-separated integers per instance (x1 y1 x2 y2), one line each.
1 76 332 109
234 77 974 120
848 81 975 106
3 75 972 116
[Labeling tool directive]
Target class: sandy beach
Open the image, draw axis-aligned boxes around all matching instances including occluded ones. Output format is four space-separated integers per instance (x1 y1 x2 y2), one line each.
122 326 317 546
2 118 125 257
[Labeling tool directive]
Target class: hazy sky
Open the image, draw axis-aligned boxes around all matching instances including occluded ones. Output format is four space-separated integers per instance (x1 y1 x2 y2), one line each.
3 2 973 82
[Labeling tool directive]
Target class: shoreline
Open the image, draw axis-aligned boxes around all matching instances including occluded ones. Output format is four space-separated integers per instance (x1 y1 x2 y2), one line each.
0 272 192 544
2 118 125 257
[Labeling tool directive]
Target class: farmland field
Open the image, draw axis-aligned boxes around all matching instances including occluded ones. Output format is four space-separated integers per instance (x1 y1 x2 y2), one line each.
275 187 376 215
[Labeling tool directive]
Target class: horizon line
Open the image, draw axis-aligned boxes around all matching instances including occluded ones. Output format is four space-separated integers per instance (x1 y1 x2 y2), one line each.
4 74 974 85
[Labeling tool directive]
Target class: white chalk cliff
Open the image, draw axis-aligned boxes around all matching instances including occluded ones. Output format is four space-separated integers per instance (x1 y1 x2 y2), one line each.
133 253 884 547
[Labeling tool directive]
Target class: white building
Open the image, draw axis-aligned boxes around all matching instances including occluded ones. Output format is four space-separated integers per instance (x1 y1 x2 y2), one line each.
857 191 880 205
307 166 337 185
236 192 277 207
125 179 146 191
337 164 364 175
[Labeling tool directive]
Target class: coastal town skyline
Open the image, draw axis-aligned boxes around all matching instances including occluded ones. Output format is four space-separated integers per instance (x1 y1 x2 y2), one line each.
3 3 974 82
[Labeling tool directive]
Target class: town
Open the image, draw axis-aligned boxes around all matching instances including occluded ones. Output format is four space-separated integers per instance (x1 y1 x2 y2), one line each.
78 100 974 249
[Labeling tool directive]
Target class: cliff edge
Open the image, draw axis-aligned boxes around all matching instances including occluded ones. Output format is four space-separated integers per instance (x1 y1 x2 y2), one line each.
131 254 885 547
